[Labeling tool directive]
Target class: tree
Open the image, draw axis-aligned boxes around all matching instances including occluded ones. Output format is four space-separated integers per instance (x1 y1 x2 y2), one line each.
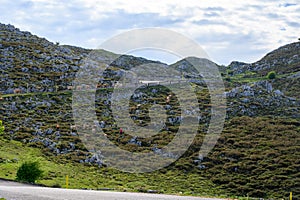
0 120 4 135
267 71 276 79
16 161 43 183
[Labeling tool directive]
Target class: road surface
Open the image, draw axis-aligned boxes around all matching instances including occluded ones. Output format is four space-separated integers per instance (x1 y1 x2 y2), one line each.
0 180 224 200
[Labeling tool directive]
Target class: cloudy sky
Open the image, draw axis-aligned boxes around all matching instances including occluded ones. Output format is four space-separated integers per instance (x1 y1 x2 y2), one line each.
0 0 299 64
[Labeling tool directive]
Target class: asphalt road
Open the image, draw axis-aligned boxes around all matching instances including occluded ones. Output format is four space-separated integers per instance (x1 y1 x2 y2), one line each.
0 180 224 200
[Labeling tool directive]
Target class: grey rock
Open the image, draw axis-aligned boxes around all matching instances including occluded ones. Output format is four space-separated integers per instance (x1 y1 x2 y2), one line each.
45 128 53 135
274 90 284 96
241 98 250 103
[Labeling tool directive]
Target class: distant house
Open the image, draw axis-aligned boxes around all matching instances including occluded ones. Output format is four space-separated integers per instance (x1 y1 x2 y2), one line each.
139 80 160 86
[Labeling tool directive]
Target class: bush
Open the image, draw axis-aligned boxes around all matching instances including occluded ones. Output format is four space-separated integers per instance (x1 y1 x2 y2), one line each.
267 71 276 79
16 161 43 183
0 120 4 135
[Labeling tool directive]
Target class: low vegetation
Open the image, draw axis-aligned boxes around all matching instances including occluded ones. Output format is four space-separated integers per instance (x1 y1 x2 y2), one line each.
0 87 298 199
0 120 4 135
16 161 43 183
267 71 276 79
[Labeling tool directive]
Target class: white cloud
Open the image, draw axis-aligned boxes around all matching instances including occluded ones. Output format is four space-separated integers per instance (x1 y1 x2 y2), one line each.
0 0 299 64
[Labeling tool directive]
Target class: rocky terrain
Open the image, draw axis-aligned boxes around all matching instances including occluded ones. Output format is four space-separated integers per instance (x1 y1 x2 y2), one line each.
0 23 299 199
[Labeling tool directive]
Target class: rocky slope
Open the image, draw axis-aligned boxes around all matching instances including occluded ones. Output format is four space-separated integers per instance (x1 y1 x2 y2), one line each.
227 41 300 99
228 42 300 75
0 23 159 94
0 23 299 199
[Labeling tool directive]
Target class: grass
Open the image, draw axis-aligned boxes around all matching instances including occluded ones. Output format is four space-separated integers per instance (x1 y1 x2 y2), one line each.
1 77 299 199
0 134 226 197
204 116 300 198
0 86 298 199
1 115 297 199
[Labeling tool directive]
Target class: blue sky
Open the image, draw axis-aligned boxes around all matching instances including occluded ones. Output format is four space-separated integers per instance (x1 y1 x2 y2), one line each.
0 0 299 65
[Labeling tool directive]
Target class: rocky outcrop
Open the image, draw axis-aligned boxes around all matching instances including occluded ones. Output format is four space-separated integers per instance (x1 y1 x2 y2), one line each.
227 61 251 75
225 80 299 118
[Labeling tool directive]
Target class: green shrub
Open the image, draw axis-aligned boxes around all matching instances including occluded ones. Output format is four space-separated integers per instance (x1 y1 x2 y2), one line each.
16 161 43 183
225 76 231 82
267 71 276 79
0 120 4 135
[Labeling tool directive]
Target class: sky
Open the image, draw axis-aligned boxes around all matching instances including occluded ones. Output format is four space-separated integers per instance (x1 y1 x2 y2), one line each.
0 0 299 65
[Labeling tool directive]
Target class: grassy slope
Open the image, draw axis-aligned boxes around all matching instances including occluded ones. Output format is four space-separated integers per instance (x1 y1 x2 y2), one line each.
0 86 226 197
206 116 300 198
0 134 226 198
0 84 299 199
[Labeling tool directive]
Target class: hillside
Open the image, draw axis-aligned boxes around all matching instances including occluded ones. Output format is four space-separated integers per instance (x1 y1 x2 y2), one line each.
0 23 299 199
227 42 300 99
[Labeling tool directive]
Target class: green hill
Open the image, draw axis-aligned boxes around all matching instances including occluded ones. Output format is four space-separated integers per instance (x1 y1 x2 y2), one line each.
0 23 299 199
